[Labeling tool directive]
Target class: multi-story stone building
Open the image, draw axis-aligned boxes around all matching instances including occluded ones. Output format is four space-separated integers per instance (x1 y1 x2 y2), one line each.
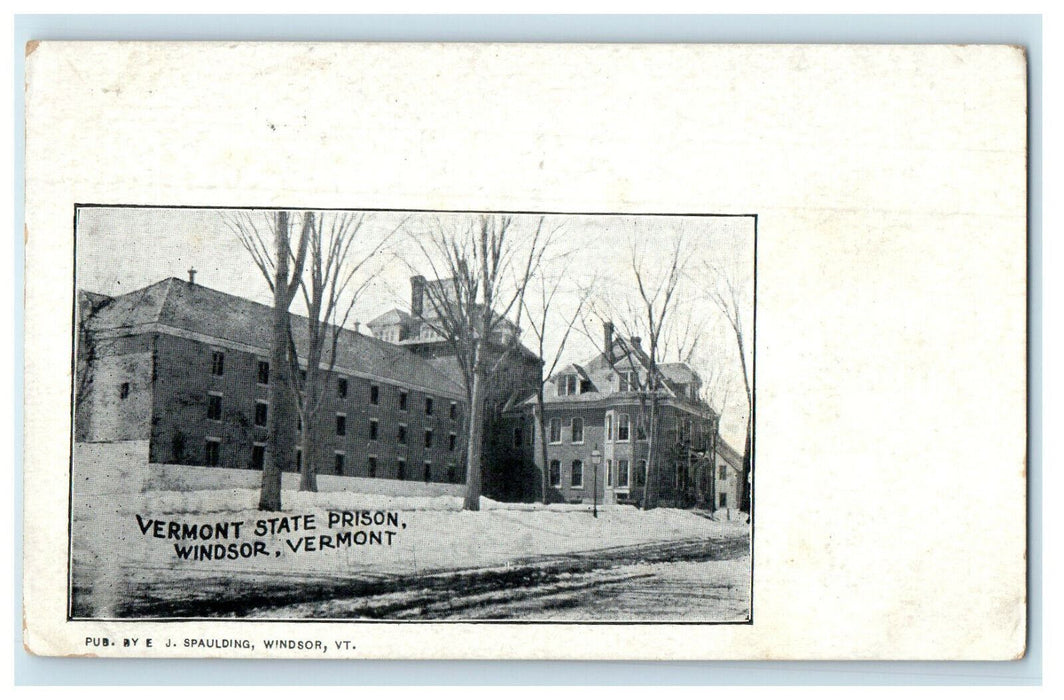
75 276 469 485
366 275 543 501
504 322 721 507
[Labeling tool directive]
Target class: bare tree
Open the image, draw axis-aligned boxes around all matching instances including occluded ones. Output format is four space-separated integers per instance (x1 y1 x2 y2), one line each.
521 256 594 504
290 212 396 491
225 210 309 511
586 227 691 510
408 214 552 511
707 268 753 512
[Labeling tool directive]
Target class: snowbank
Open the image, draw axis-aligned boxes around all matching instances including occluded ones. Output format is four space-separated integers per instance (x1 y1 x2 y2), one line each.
71 488 749 616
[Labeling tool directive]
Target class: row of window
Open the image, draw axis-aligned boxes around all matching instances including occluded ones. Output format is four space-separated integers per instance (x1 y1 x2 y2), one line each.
546 458 647 489
540 413 646 445
205 437 465 483
207 394 459 450
209 351 459 419
555 370 639 396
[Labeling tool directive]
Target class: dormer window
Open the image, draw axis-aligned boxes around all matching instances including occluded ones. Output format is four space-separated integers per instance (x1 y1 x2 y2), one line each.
558 374 579 396
618 370 637 392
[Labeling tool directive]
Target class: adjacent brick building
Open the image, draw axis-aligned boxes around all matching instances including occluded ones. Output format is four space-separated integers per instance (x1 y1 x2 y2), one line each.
75 277 469 485
504 323 722 507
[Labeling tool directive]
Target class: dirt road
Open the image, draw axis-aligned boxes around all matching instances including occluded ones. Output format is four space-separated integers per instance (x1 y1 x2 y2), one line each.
76 533 749 620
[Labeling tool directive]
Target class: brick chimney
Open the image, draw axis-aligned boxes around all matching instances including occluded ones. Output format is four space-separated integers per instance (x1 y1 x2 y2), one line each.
603 321 614 363
410 275 426 317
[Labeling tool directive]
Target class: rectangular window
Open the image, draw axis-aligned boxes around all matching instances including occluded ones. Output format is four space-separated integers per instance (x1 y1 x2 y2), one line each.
719 464 727 480
210 350 224 376
618 459 630 488
397 458 406 480
425 397 434 415
450 401 458 420
720 492 728 508
605 413 613 441
119 382 130 399
257 360 269 385
334 452 346 475
606 459 613 487
425 429 434 448
207 393 222 421
205 438 221 466
398 424 407 444
571 460 583 488
254 400 268 427
336 413 346 436
252 443 265 471
369 419 379 441
617 413 630 441
513 426 523 448
636 459 647 487
565 375 577 395
423 461 432 482
449 433 457 451
399 390 408 411
368 456 378 478
549 417 561 444
549 460 561 487
571 417 584 443
447 464 457 483
295 447 302 470
637 415 648 441
338 377 348 399
370 384 380 405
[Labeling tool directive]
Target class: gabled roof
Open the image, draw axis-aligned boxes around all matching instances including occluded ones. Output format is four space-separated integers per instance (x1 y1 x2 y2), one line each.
83 277 465 399
660 362 699 386
366 308 411 329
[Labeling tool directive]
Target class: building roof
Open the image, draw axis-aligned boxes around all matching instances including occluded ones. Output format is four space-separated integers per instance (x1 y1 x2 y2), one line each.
83 277 466 399
523 332 714 420
716 437 743 467
365 308 411 329
660 362 699 386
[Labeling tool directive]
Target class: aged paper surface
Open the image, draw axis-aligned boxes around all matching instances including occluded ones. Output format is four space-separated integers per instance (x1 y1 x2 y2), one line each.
23 42 1026 659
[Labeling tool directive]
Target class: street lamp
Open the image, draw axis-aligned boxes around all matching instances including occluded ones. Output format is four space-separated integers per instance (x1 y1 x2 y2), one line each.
590 445 601 518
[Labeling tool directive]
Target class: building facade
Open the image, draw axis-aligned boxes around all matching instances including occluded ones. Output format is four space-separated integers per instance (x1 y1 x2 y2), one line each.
503 323 722 507
367 275 544 501
76 277 469 485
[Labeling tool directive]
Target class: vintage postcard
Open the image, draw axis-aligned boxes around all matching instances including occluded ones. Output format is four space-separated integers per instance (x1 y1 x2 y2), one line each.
23 42 1026 659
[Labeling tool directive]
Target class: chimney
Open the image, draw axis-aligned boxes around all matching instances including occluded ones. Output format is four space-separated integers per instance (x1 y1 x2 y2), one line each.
354 321 360 334
603 321 614 363
187 267 197 284
410 275 426 317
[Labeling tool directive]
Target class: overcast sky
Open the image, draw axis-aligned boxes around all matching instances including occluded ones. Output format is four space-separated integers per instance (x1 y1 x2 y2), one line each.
76 207 754 447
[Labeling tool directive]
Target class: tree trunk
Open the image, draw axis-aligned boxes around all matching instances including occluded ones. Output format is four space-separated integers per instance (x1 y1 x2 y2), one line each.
464 366 486 511
642 394 659 510
261 291 291 511
535 387 550 504
299 410 319 492
299 375 321 492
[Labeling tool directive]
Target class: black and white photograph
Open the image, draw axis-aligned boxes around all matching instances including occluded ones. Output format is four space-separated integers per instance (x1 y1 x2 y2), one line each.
70 206 755 622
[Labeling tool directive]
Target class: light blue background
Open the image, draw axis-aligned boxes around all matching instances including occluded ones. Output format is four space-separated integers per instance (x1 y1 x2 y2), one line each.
12 14 1042 686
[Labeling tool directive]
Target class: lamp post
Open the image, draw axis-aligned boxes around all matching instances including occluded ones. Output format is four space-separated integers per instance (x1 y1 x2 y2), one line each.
591 445 601 518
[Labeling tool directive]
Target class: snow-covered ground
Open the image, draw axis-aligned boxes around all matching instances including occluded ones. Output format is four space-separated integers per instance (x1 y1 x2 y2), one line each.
71 487 749 618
